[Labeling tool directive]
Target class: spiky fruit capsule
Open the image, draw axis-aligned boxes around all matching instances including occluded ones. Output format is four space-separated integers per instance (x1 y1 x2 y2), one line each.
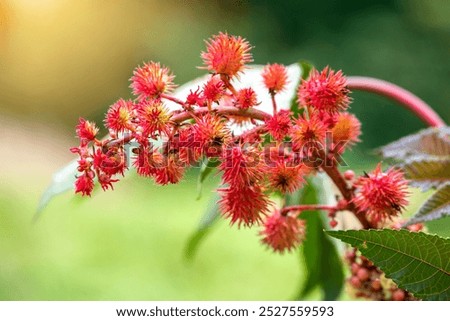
75 172 94 197
192 114 231 157
202 75 225 102
136 100 171 138
331 112 361 147
298 66 350 113
353 163 409 224
130 61 175 100
76 118 98 142
201 32 253 78
234 87 258 109
218 185 269 227
267 161 308 194
219 145 264 189
260 210 306 253
291 114 327 154
262 63 288 94
105 98 134 134
265 110 292 142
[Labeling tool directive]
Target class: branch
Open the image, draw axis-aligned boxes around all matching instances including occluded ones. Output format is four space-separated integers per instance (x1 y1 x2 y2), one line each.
347 76 445 127
321 165 372 229
105 106 270 148
171 105 270 123
281 204 337 215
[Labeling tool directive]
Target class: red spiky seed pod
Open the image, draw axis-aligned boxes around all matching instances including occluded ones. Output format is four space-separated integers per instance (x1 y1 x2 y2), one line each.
75 172 95 197
136 100 172 138
105 98 134 134
265 110 292 142
76 118 99 142
331 112 361 147
218 184 269 227
219 145 264 189
353 163 409 224
201 32 253 78
185 87 205 107
316 110 339 129
133 146 164 178
262 63 289 94
298 66 350 113
192 113 231 158
130 61 176 100
97 172 119 191
202 75 226 103
260 210 306 253
267 160 308 194
290 113 327 154
153 154 185 185
234 87 258 109
93 147 126 176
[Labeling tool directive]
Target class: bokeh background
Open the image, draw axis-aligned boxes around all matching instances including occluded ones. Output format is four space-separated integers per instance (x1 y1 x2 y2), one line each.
0 0 448 300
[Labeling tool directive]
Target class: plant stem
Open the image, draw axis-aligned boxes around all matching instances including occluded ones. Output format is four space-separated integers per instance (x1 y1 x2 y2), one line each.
171 106 270 123
321 165 372 229
347 77 445 127
281 204 337 215
271 93 278 115
105 106 270 147
160 93 191 110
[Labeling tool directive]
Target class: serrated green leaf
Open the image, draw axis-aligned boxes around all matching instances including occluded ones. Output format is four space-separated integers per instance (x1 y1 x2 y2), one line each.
406 184 450 226
379 126 450 161
327 229 450 300
196 158 220 200
293 176 344 300
184 193 221 261
401 157 450 191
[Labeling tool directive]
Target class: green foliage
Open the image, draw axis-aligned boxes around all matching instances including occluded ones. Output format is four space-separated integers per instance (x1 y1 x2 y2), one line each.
401 157 450 191
184 193 221 261
406 184 450 226
379 126 450 161
327 229 450 300
380 126 450 226
290 176 344 300
196 158 220 200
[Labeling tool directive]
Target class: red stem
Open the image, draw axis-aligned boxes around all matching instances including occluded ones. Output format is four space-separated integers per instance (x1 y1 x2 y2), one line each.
105 106 270 147
347 76 445 127
271 94 278 115
171 106 270 123
282 204 337 215
321 165 372 229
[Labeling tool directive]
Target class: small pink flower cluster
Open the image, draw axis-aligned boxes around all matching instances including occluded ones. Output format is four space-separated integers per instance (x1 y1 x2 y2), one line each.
71 32 409 253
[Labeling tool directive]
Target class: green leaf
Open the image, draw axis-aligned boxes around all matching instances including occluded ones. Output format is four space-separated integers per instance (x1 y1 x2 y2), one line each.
196 158 220 200
327 229 450 300
401 157 450 191
184 193 221 261
290 60 314 117
34 159 78 221
406 184 450 226
379 126 450 161
293 176 344 300
299 60 314 80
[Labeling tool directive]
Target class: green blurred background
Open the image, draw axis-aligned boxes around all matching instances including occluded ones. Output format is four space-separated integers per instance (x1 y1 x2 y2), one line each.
0 0 448 300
